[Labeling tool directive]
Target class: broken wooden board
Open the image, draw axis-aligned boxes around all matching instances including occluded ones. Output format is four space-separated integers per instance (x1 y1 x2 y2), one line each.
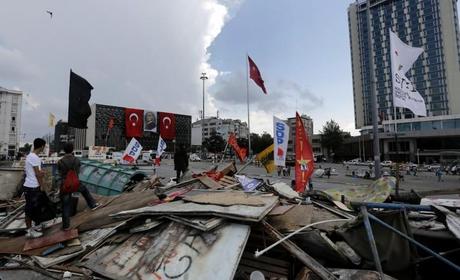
129 219 164 234
329 269 397 280
165 215 224 231
114 194 278 222
23 229 78 251
268 205 313 231
198 176 224 190
182 190 266 206
83 222 250 280
268 205 295 216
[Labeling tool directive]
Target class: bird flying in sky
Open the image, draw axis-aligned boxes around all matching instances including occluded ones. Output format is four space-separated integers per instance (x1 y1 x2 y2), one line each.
46 10 53 18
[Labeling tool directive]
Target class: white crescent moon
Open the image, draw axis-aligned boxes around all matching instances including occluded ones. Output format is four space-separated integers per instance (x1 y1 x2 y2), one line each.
129 113 139 126
163 116 171 128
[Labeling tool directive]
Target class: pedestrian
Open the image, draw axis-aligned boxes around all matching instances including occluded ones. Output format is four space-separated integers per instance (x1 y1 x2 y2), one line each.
277 166 282 177
174 144 189 183
57 143 99 231
436 168 443 182
282 167 287 176
23 138 47 238
286 165 291 176
326 168 331 179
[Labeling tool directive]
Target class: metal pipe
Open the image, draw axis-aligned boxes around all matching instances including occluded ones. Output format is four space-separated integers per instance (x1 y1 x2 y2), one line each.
367 212 460 273
361 206 385 279
351 202 432 212
254 218 350 257
365 0 381 178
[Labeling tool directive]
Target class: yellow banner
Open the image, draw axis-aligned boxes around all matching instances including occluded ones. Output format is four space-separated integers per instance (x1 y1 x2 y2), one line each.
48 113 55 128
256 144 275 173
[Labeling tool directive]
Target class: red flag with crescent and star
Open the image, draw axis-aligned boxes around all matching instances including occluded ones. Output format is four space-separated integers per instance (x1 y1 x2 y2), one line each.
159 112 176 140
125 108 143 138
248 56 267 94
295 112 314 193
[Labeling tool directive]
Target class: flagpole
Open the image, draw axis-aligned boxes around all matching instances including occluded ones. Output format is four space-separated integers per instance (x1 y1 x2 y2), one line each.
246 53 251 157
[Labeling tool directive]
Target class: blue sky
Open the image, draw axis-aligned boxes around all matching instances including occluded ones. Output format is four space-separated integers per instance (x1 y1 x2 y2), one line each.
208 0 356 134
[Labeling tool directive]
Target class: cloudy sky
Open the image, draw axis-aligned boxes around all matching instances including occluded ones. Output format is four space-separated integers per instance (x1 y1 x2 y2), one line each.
2 1 456 142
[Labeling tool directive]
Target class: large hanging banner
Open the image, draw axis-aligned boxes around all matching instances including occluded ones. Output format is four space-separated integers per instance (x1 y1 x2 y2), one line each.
144 111 157 132
390 29 427 116
273 116 289 167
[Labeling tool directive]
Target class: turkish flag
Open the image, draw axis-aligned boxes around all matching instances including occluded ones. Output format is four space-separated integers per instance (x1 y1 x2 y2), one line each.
159 112 176 140
295 112 314 193
248 56 267 94
125 108 143 138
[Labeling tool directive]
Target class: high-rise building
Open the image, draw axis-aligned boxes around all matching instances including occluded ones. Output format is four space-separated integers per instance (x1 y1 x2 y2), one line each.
348 0 460 128
192 117 249 142
0 87 22 158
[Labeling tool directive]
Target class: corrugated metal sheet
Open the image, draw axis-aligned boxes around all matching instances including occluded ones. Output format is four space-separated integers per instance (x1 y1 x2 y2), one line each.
79 159 146 195
83 222 250 280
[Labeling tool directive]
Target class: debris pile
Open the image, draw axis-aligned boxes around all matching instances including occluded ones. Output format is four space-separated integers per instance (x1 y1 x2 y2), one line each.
0 161 459 279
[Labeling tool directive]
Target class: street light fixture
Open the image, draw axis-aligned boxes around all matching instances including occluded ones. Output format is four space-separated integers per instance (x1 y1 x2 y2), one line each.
200 73 208 157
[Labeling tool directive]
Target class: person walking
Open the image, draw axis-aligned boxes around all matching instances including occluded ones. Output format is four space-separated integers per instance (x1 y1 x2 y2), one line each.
23 138 47 238
57 143 99 231
436 168 443 182
174 144 189 183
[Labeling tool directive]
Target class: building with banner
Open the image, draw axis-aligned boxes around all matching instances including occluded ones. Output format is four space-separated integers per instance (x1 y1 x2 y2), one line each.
348 0 460 163
81 104 191 151
0 87 22 158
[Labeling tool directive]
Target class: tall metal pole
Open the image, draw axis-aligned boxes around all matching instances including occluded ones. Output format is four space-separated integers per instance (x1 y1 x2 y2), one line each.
365 0 381 178
200 73 208 157
246 55 251 157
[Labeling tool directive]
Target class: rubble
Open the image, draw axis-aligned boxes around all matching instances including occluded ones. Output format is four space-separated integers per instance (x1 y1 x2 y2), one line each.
0 160 459 279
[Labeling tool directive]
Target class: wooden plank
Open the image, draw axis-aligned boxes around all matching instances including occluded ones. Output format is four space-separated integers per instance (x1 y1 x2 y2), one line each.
261 220 338 280
268 205 295 216
198 176 223 189
23 229 78 251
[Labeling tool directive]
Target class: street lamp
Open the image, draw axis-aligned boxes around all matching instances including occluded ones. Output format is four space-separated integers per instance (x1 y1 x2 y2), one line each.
200 73 208 157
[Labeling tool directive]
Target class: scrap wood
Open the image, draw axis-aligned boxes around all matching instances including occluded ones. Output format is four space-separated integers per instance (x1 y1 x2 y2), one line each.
268 204 295 216
0 256 60 280
182 191 266 206
268 205 313 231
260 220 338 280
312 201 355 220
23 229 78 251
198 175 224 189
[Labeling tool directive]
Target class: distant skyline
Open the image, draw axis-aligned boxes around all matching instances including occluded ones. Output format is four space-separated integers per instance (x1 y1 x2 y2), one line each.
1 1 458 142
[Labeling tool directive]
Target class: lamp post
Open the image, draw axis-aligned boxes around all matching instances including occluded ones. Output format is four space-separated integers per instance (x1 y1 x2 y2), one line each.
200 73 208 158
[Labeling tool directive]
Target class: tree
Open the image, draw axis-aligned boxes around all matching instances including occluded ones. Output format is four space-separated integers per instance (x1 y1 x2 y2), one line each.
202 131 225 154
250 132 273 154
320 120 349 160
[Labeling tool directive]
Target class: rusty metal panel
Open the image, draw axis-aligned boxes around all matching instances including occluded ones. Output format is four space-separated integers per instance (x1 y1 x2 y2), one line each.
114 192 278 222
84 222 250 280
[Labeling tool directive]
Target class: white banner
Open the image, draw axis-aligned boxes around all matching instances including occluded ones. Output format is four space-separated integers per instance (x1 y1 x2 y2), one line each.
390 29 427 116
273 116 289 167
122 138 143 164
156 136 167 158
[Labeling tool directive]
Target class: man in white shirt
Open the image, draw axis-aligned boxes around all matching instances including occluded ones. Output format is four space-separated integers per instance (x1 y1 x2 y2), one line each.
23 138 46 238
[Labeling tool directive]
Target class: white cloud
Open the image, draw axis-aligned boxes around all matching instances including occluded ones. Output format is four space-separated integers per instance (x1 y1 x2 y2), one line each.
0 0 239 141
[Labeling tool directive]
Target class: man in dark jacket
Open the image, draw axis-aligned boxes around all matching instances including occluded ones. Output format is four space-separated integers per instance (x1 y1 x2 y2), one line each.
174 144 189 183
57 142 99 230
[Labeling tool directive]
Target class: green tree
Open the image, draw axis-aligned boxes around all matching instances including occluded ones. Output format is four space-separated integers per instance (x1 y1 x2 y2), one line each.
202 131 225 154
251 132 273 154
320 120 349 160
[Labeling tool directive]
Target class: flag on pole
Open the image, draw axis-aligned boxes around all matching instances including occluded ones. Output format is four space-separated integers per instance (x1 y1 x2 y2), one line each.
295 112 314 193
68 70 93 128
125 108 144 138
273 116 289 166
48 113 56 128
256 144 276 173
389 29 427 116
122 138 143 164
228 133 247 162
108 117 115 130
155 136 167 166
248 56 267 94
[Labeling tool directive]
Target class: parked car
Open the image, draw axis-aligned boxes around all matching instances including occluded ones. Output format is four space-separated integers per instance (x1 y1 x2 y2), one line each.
381 160 393 167
190 153 201 162
426 164 441 172
343 158 362 165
